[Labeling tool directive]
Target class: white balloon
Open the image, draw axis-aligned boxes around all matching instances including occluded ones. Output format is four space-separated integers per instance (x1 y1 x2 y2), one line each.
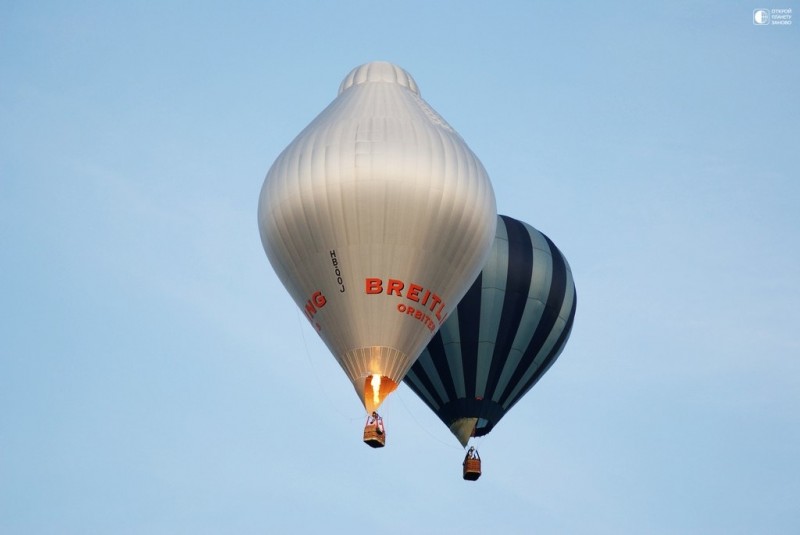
258 61 497 412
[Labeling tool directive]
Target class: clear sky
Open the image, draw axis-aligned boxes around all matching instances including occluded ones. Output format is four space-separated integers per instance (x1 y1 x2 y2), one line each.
2 1 798 534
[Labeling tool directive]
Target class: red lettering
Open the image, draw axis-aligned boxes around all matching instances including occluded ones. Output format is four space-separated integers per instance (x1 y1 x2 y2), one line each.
366 278 383 294
387 279 404 297
305 290 327 319
368 278 444 331
406 283 423 302
428 293 442 312
421 289 431 306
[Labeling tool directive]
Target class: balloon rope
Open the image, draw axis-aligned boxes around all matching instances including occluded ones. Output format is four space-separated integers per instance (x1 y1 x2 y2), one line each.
295 310 362 423
396 388 463 451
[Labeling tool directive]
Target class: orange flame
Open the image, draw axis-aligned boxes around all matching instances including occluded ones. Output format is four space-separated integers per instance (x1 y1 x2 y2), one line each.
362 374 398 413
371 374 381 406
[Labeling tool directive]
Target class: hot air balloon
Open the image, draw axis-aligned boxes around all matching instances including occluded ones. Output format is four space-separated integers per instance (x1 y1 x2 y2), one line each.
258 62 497 442
403 215 576 474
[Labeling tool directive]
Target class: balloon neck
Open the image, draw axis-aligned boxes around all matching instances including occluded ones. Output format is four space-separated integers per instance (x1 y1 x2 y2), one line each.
363 374 397 413
449 417 479 447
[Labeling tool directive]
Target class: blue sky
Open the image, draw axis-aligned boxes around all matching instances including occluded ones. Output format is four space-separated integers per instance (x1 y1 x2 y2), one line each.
2 1 798 533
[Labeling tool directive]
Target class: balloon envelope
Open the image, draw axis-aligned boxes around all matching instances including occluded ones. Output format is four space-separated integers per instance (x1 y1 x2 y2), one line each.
404 215 577 445
258 62 497 412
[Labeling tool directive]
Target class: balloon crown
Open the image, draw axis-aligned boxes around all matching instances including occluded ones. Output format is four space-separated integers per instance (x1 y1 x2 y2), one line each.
338 61 420 96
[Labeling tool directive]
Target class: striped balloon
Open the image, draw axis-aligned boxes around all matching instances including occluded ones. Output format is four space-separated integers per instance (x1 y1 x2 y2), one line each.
404 215 577 446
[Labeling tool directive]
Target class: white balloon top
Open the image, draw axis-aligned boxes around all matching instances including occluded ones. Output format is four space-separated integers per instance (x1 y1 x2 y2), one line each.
338 61 420 96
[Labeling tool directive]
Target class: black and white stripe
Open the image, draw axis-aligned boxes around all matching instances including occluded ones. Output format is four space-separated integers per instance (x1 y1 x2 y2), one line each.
404 215 577 439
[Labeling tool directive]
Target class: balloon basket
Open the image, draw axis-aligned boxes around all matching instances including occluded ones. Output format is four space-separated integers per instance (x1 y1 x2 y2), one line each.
463 458 481 481
363 425 385 448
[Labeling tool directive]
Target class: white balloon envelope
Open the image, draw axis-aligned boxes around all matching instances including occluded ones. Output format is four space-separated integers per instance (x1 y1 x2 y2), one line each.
258 61 497 413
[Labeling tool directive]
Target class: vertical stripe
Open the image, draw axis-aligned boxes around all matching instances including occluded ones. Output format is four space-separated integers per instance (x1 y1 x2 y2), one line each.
476 221 508 397
457 272 483 399
497 234 568 407
493 226 552 399
483 215 533 401
517 282 576 405
423 331 459 407
440 310 467 399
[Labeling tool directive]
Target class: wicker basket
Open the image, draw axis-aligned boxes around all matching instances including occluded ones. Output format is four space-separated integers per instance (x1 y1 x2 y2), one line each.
463 458 481 481
363 425 386 448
